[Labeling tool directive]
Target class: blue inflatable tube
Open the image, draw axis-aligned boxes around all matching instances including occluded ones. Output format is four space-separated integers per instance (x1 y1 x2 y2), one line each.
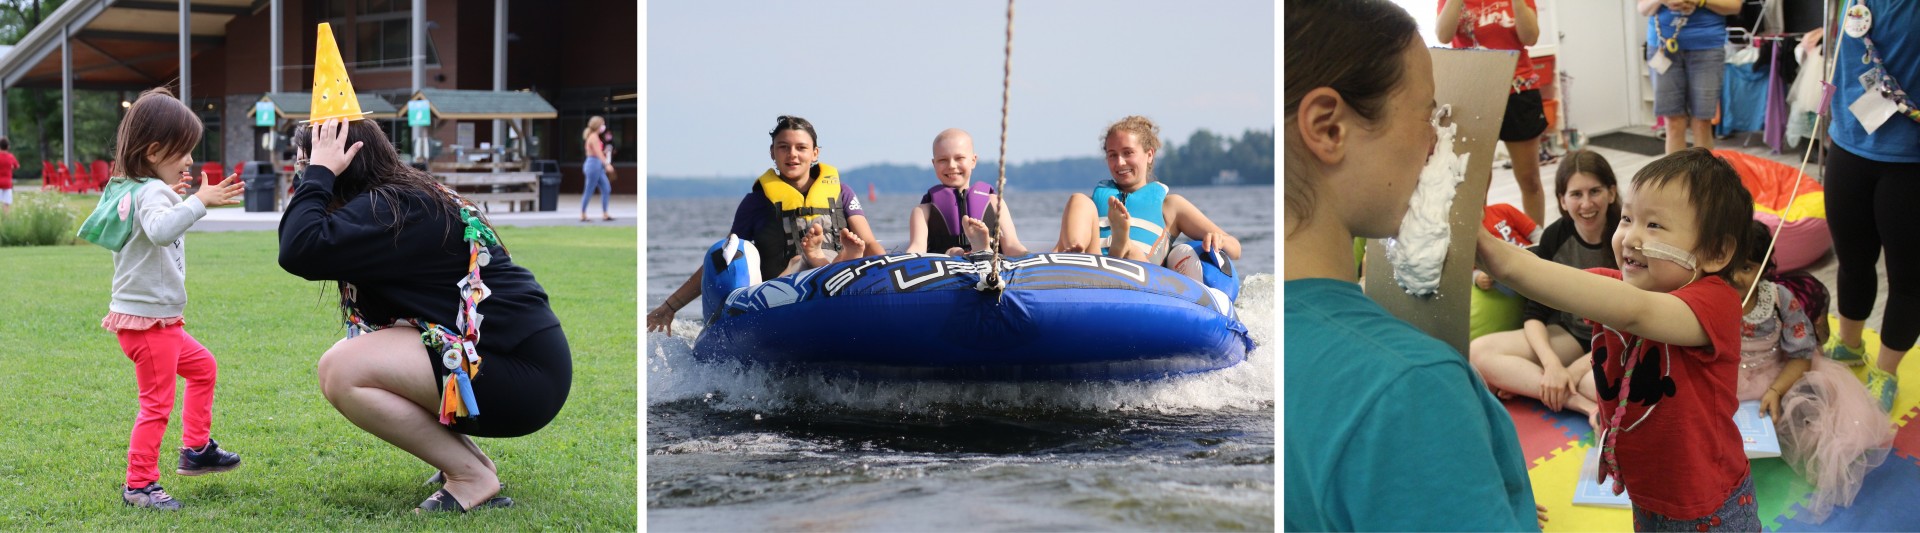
691 238 1254 381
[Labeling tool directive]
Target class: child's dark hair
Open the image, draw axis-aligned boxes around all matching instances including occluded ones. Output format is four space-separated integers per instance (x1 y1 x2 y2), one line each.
113 87 202 179
1630 148 1754 280
770 115 817 146
1744 219 1776 278
1554 149 1621 224
0 137 11 150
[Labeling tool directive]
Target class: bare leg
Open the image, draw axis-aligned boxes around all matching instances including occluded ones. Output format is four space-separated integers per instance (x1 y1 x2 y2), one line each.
1468 328 1585 410
1664 116 1690 154
1054 193 1098 253
1878 345 1908 376
1506 137 1546 224
317 328 500 510
1691 118 1716 152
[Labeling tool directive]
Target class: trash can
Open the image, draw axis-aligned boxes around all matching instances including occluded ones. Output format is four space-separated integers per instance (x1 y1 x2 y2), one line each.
535 160 561 212
240 161 278 212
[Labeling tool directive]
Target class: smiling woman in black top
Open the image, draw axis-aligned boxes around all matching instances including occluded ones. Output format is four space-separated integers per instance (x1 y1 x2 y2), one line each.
278 119 571 513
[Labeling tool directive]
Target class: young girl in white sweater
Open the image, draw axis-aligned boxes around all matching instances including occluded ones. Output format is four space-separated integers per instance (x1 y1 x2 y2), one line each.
99 88 245 510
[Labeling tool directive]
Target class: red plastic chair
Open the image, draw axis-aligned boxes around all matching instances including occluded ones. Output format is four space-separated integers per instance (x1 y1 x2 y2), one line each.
70 162 91 192
92 161 111 190
40 161 55 191
203 162 233 188
54 162 73 193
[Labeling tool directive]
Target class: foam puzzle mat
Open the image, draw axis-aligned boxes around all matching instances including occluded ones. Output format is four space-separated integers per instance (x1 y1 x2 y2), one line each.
1514 318 1920 531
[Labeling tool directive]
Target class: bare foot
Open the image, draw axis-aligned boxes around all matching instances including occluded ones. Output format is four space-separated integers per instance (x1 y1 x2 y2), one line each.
800 224 831 268
1105 196 1131 258
840 228 871 262
962 216 991 252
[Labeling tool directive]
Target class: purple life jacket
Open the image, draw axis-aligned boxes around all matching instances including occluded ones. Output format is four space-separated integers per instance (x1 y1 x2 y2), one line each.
923 181 994 252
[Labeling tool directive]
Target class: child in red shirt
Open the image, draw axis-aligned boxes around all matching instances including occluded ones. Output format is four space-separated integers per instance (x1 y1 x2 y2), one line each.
0 138 17 215
1479 148 1756 531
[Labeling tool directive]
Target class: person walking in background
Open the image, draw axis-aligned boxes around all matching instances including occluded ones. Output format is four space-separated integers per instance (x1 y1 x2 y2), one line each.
582 116 615 222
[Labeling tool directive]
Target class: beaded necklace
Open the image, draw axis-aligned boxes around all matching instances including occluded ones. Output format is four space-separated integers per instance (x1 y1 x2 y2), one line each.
342 185 501 425
1597 337 1668 495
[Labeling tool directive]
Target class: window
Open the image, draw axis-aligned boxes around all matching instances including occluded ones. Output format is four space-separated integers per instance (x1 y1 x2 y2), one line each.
329 0 440 70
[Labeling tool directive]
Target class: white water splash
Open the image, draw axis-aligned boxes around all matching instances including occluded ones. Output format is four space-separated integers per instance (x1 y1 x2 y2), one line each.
646 274 1277 415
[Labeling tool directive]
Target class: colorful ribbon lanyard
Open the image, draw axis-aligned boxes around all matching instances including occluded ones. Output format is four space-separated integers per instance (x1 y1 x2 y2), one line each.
1598 337 1665 495
1853 3 1920 124
341 186 501 426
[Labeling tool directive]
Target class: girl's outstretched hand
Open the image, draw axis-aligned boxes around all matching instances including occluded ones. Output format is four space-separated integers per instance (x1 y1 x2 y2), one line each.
310 119 365 176
193 173 245 207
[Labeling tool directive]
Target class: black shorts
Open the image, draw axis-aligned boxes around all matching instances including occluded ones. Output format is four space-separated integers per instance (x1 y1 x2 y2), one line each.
1500 89 1549 142
439 325 573 438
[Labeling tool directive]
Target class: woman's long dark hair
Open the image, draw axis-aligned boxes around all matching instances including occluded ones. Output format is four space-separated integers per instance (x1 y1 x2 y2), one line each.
293 120 473 231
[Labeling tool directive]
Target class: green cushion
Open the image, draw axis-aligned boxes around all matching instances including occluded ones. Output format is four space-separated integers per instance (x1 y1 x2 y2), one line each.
1470 284 1525 340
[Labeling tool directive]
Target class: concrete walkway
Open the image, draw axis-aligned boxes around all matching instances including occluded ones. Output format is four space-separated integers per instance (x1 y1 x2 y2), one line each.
194 193 636 232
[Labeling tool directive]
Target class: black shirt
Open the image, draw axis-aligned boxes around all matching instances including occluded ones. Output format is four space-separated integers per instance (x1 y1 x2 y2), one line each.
278 166 560 354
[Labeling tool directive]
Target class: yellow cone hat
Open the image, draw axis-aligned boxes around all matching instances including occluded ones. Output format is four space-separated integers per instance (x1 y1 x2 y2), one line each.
310 23 368 122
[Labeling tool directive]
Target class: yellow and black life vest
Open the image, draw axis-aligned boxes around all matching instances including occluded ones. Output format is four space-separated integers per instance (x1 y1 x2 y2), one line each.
751 163 848 279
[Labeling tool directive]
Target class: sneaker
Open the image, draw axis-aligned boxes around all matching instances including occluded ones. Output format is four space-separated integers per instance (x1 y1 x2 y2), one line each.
1866 368 1899 413
176 438 241 476
123 483 181 510
1827 340 1869 366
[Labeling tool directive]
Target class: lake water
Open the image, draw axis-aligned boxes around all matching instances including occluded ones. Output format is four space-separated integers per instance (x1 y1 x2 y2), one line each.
646 184 1275 531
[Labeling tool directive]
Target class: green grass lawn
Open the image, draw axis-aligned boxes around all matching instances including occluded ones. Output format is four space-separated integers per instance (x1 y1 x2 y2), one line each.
0 227 636 530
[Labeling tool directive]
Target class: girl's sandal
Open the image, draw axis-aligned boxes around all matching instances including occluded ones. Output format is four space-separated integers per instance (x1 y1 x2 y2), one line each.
416 488 514 513
424 471 507 490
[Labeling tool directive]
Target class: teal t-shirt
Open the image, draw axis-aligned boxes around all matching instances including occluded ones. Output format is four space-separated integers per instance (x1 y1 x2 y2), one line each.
1284 278 1539 532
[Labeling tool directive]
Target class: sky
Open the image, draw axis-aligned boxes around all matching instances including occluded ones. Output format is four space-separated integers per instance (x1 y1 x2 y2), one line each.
646 1 1274 177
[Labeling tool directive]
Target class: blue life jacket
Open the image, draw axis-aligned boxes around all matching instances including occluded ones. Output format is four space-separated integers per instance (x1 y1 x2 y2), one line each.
1093 180 1169 262
923 181 994 253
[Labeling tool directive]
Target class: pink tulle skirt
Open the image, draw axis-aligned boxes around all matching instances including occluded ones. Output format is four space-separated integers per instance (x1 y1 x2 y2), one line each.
1743 355 1894 524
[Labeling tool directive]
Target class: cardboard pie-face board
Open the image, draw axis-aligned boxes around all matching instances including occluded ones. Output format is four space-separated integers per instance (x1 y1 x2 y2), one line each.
1363 47 1517 357
309 23 372 123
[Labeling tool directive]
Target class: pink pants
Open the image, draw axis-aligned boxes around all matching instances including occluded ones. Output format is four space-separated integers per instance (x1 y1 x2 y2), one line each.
116 324 218 488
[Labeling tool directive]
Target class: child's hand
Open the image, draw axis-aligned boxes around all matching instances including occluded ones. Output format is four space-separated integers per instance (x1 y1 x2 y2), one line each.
171 174 193 196
193 174 245 207
646 304 676 335
309 119 365 176
1760 389 1783 419
1536 503 1549 529
1474 270 1494 290
1200 231 1232 254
